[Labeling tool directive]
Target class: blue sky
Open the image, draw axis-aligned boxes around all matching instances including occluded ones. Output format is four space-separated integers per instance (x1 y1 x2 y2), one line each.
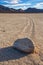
0 0 43 9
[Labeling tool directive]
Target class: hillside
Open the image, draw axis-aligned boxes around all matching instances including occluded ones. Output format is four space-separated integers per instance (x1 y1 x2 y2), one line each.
0 5 43 13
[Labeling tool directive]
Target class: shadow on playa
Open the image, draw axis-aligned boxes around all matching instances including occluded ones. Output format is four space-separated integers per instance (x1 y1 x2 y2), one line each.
0 38 34 62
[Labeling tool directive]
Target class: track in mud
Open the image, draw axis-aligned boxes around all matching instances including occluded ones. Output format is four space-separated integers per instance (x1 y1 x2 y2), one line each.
16 15 36 40
29 17 35 39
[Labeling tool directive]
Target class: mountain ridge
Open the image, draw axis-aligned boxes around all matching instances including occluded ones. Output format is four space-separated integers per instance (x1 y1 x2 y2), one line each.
0 5 43 13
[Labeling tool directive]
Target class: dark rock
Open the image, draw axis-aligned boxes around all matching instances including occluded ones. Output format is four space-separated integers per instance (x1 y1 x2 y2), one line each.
13 38 34 53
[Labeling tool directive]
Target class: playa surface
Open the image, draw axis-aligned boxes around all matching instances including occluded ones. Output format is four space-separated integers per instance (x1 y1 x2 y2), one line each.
0 13 43 65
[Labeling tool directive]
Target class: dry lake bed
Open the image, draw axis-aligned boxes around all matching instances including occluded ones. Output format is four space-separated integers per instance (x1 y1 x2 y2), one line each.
0 13 43 65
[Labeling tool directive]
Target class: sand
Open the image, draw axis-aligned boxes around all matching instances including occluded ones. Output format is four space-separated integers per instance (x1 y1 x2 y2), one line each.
0 13 43 65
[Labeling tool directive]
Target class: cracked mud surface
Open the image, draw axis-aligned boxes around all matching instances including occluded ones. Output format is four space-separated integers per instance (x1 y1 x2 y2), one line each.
0 14 43 65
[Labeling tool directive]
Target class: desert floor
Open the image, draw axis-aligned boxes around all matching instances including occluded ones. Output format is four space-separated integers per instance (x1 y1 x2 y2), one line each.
0 13 43 65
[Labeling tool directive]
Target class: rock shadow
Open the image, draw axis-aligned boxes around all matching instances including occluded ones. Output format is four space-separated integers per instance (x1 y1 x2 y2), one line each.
0 38 34 62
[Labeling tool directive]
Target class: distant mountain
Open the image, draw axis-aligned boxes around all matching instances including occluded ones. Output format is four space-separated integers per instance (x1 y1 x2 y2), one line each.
0 5 16 13
0 5 43 13
16 9 24 13
25 8 43 13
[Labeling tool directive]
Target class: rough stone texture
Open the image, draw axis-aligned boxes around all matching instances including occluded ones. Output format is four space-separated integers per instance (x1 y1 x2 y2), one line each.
13 38 34 53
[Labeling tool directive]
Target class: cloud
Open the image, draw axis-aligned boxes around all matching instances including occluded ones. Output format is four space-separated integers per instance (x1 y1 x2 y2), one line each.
10 0 22 4
4 2 31 9
33 2 43 9
4 1 9 3
4 2 31 7
4 0 22 4
1 0 43 9
1 0 31 9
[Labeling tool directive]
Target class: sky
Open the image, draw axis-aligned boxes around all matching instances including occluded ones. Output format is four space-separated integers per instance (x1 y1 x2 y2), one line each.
0 0 43 9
